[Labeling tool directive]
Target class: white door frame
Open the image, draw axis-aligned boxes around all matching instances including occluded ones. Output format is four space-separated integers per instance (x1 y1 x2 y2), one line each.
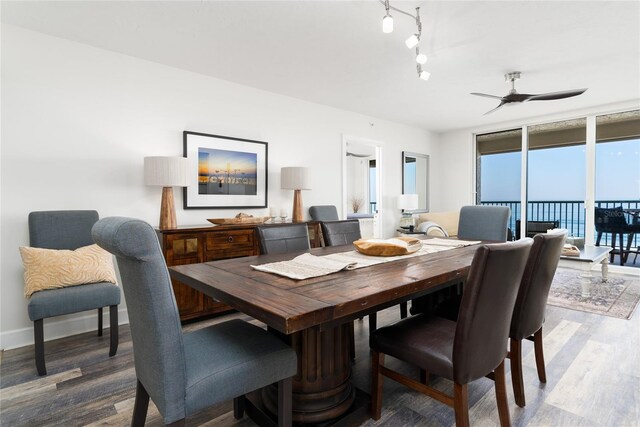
342 134 384 238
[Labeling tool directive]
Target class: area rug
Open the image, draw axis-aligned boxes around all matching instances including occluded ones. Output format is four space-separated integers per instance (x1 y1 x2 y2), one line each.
547 268 640 319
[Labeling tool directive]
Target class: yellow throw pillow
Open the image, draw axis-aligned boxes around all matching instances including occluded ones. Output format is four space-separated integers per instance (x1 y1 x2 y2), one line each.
20 244 117 298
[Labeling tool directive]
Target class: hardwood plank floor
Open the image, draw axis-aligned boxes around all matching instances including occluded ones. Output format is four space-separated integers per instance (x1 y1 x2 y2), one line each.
1 289 638 426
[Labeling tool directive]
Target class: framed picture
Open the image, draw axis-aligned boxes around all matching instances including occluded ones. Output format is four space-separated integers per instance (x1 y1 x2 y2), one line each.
183 131 268 209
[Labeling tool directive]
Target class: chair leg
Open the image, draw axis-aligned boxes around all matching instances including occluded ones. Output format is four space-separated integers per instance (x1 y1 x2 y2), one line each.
98 307 103 336
494 360 511 427
277 377 292 427
400 302 408 319
619 233 625 266
533 327 547 383
595 231 602 246
233 395 245 420
453 383 470 427
623 233 634 265
371 350 385 420
610 233 617 263
131 379 150 427
419 369 430 385
510 338 525 407
34 319 46 376
109 305 119 357
368 313 377 332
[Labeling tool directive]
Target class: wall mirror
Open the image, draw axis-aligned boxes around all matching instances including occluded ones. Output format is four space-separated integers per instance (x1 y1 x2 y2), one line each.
402 151 429 212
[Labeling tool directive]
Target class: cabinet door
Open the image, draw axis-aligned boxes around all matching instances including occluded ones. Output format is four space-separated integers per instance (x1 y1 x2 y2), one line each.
165 234 203 318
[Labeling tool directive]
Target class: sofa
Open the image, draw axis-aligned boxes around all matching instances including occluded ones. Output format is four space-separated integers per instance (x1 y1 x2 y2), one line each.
415 211 460 237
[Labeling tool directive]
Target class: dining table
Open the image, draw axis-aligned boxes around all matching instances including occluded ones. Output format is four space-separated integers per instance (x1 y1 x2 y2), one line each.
169 240 481 425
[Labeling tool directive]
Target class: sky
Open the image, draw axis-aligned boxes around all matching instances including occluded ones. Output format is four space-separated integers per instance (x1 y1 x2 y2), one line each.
481 138 640 201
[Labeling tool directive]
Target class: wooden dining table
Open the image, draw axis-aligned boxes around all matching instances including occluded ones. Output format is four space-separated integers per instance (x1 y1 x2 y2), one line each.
170 242 480 425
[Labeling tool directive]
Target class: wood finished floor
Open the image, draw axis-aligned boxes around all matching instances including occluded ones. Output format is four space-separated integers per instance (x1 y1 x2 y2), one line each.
1 295 639 426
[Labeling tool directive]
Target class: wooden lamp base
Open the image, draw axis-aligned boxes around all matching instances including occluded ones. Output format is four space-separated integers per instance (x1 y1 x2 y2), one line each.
292 189 304 223
159 187 177 230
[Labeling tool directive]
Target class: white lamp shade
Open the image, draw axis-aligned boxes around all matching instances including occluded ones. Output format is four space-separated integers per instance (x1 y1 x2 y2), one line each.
144 156 190 187
281 167 311 190
397 194 419 211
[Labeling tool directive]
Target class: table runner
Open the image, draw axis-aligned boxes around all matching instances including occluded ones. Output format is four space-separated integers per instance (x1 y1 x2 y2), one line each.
251 238 481 280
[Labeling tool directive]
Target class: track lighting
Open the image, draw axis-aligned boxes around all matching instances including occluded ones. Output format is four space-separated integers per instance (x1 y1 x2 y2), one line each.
378 2 431 81
405 34 419 49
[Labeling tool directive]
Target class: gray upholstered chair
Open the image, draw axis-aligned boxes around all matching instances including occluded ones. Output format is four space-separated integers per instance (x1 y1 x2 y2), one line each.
458 205 511 242
309 205 339 221
256 224 310 255
320 220 361 246
92 217 297 427
27 210 120 376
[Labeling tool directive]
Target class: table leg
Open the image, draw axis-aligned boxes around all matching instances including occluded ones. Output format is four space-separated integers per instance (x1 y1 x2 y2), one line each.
579 265 593 298
264 322 356 424
601 257 609 283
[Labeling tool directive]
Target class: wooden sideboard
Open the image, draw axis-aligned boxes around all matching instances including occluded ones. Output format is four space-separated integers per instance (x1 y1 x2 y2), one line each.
156 222 322 321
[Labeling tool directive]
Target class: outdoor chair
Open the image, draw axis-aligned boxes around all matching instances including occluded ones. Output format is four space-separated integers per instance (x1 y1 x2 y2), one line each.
370 239 532 427
92 217 296 427
595 206 640 266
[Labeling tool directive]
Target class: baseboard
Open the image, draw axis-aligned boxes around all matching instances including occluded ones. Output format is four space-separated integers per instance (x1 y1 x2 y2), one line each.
0 307 129 351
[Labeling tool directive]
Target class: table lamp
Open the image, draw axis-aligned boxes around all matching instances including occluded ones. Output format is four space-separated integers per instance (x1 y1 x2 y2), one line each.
397 194 419 229
144 156 190 230
281 167 311 223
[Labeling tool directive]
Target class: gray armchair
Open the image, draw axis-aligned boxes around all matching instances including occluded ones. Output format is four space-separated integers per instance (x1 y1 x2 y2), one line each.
27 210 120 376
92 217 297 426
458 205 511 242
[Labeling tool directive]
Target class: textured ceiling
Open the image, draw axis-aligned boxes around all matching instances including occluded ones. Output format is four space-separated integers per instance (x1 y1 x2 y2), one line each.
2 1 639 132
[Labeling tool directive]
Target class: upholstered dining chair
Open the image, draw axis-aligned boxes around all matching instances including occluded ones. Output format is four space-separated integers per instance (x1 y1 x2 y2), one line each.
256 224 310 255
370 238 533 427
92 217 297 427
458 205 511 242
320 220 361 246
509 230 566 407
27 210 120 376
309 205 339 221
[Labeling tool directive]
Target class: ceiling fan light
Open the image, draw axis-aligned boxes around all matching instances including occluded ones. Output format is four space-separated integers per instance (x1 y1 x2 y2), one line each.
382 13 394 33
405 34 419 49
419 70 431 81
416 53 428 64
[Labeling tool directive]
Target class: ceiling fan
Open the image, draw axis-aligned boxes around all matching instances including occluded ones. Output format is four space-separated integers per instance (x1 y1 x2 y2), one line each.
471 72 588 115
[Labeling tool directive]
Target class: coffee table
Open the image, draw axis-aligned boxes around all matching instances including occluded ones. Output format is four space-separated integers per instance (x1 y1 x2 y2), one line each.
559 246 612 297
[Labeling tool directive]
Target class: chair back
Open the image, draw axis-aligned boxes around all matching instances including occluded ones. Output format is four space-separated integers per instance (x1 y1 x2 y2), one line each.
458 205 510 242
321 220 361 246
453 238 532 384
511 231 566 340
92 217 186 422
29 210 99 249
256 224 310 254
309 205 339 221
595 206 627 232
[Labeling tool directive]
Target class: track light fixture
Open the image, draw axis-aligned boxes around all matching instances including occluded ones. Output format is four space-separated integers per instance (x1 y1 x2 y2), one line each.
379 2 431 82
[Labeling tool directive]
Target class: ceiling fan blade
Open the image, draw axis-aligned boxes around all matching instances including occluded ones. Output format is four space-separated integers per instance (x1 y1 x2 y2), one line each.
483 102 506 115
527 88 588 101
471 92 504 100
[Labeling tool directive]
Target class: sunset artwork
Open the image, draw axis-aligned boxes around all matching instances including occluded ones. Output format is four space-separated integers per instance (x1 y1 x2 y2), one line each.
198 147 258 195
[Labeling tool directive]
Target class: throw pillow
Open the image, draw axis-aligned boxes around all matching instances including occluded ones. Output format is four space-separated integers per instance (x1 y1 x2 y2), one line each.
20 244 117 298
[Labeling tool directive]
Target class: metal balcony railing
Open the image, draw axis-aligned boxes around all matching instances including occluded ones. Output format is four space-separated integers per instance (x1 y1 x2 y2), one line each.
480 200 640 248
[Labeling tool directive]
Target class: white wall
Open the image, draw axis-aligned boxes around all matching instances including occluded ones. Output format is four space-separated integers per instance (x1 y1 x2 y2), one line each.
0 25 437 349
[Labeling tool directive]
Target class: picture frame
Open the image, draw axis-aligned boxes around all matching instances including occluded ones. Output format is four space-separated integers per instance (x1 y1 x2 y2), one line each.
183 131 268 209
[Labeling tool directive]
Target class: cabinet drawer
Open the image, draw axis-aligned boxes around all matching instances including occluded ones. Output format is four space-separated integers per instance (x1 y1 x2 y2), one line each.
205 229 254 251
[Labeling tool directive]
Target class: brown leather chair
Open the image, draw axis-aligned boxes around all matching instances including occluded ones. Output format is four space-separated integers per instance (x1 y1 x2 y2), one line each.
370 239 533 427
509 231 566 407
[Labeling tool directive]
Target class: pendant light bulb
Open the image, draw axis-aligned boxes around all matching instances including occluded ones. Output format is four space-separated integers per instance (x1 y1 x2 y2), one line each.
382 13 394 33
416 53 428 65
405 34 419 49
419 70 431 81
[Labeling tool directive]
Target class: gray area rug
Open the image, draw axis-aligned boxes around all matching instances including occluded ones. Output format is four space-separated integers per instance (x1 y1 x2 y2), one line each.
547 267 640 319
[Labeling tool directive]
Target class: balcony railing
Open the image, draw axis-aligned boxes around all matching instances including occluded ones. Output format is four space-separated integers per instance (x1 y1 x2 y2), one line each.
480 200 640 248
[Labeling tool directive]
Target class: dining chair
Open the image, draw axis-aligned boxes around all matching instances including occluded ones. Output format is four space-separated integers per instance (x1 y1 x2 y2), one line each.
370 238 533 427
320 220 361 246
309 205 339 221
27 210 120 376
256 224 310 255
92 217 297 427
509 230 566 407
458 205 511 242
